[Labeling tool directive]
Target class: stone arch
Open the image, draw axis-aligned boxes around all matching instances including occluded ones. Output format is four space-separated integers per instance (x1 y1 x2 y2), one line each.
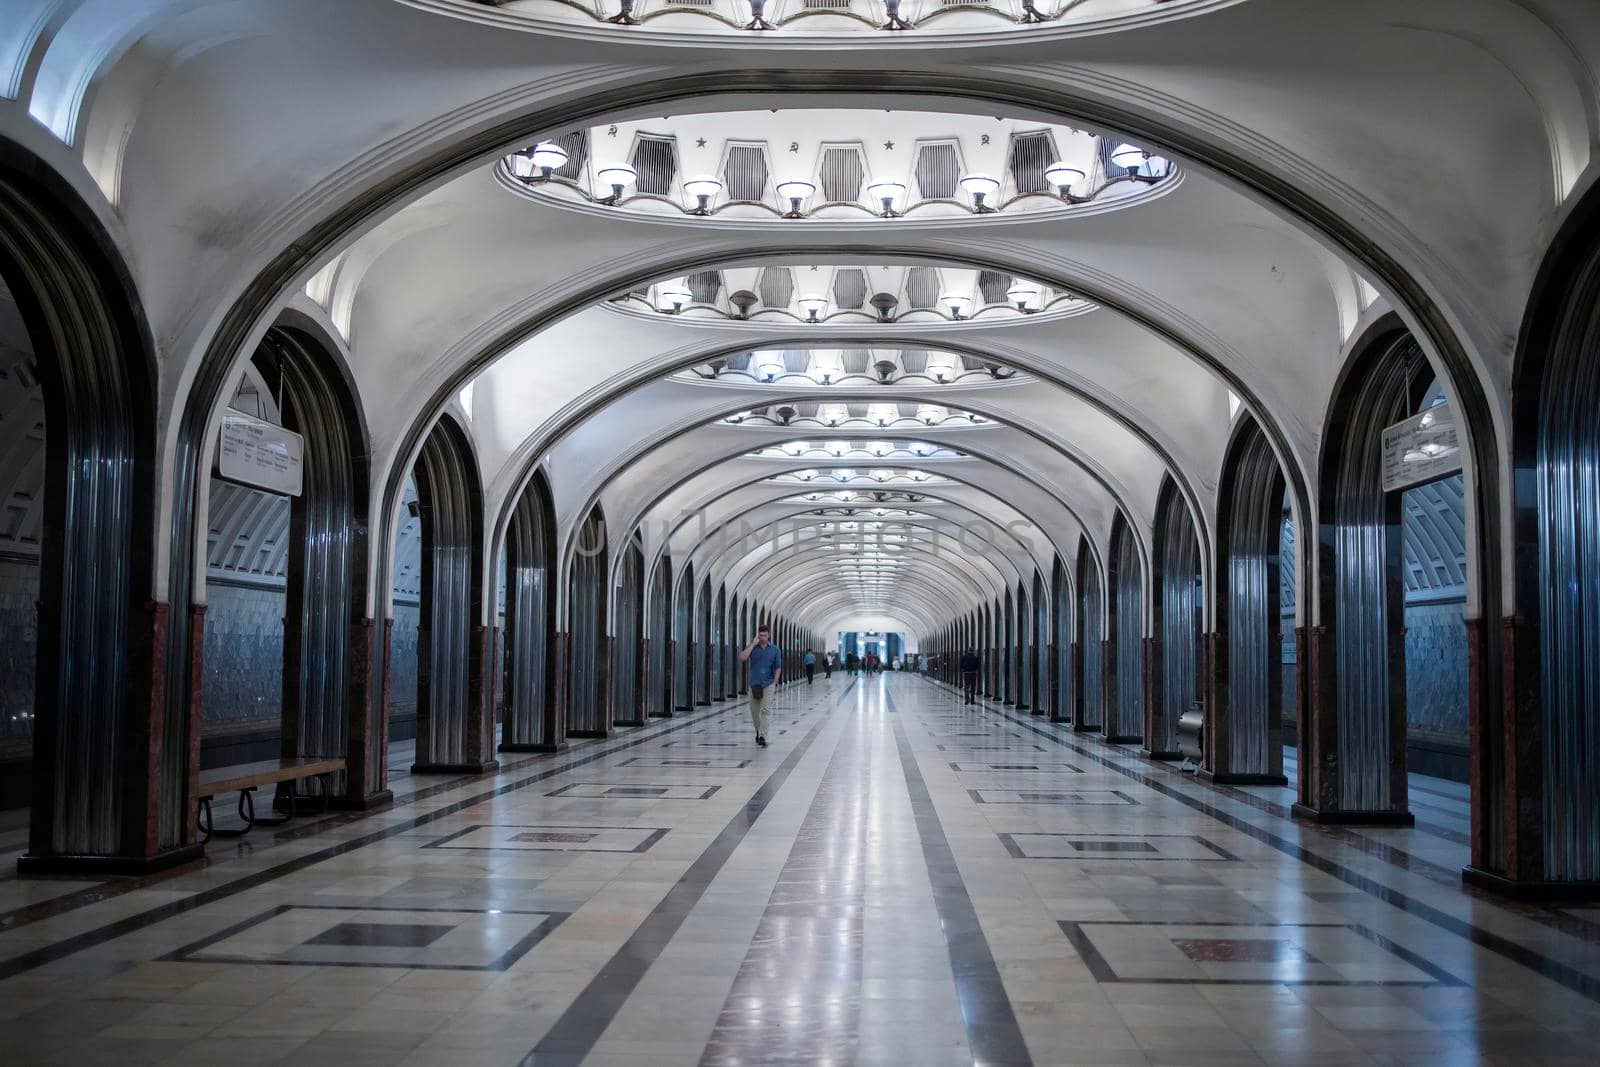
612 531 646 727
1105 510 1144 744
1149 476 1201 760
1505 179 1600 887
566 502 609 737
647 553 674 718
1210 413 1292 785
200 321 372 802
1304 320 1431 824
1075 535 1103 733
2 142 168 871
501 468 557 751
1050 553 1073 723
407 414 492 774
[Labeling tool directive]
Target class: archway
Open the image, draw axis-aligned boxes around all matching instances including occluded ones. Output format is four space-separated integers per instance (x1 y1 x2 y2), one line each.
1149 477 1200 760
1210 415 1292 785
612 533 646 727
2 149 170 871
1301 325 1431 824
1051 554 1073 723
1505 183 1600 888
405 415 493 774
1033 569 1051 717
1106 512 1144 744
566 504 609 737
199 324 371 806
648 554 674 718
502 469 558 750
673 561 694 710
1075 537 1103 733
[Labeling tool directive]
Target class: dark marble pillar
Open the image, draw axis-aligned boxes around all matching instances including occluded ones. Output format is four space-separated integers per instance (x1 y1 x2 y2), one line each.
1291 625 1411 824
654 638 674 717
1463 616 1564 895
545 630 572 745
1143 635 1180 759
1047 642 1067 722
464 624 499 773
23 599 202 875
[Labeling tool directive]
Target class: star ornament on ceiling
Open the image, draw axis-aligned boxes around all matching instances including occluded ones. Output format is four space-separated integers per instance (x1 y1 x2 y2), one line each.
883 140 895 150
695 137 707 148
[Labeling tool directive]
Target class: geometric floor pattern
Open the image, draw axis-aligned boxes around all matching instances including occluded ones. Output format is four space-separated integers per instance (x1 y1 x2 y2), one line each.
2 674 1599 1065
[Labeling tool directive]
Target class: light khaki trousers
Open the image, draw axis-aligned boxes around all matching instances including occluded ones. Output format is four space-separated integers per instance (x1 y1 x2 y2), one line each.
749 688 770 736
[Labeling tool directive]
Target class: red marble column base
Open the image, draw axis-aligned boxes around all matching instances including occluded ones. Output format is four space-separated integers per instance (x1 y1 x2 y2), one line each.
338 616 392 810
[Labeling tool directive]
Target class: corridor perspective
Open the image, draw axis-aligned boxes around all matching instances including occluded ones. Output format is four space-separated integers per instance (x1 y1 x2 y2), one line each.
5 0 1600 1063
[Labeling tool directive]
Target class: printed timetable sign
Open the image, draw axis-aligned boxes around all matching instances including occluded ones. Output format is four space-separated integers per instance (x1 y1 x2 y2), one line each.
1381 401 1461 492
216 410 303 497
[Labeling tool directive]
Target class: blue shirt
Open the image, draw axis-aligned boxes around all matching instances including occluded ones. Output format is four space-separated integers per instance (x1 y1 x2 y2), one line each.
748 643 783 687
803 652 816 666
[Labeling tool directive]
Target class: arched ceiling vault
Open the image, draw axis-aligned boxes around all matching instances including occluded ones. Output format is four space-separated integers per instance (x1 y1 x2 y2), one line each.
602 421 1113 569
5 0 1594 625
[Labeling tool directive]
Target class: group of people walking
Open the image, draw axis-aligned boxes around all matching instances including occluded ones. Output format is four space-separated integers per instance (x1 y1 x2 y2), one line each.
741 627 982 748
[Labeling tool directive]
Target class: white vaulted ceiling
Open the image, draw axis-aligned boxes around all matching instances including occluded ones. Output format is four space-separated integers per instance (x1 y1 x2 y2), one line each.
2 0 1597 632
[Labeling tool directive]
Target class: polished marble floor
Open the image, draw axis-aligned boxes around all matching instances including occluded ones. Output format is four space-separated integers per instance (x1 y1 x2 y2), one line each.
3 676 1600 1065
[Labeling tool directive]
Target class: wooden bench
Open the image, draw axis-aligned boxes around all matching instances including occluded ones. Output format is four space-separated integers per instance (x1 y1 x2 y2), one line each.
196 756 345 841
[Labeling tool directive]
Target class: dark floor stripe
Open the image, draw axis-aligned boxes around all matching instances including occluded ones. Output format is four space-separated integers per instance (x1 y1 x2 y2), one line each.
524 680 855 1065
933 681 1600 1005
884 682 1032 1066
0 693 767 978
698 686 868 1065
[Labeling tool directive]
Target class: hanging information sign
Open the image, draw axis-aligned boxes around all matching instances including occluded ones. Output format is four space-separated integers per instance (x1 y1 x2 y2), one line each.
1381 401 1461 492
216 410 303 497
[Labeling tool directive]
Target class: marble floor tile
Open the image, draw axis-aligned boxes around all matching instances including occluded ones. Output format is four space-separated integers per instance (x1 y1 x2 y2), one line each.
2 678 1598 1066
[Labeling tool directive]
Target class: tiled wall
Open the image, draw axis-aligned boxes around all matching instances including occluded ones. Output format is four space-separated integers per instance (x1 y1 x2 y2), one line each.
390 600 419 740
198 586 428 744
1404 597 1469 738
201 582 286 729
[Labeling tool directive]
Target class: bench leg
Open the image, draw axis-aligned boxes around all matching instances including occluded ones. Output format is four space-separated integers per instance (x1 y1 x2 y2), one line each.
254 782 294 827
213 787 257 837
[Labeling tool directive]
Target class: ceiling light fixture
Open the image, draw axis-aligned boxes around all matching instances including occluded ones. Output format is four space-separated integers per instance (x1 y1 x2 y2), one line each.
798 295 828 323
1111 142 1172 183
604 0 639 24
776 178 816 218
959 173 1001 213
743 0 775 29
683 174 723 215
882 0 914 30
867 177 906 217
595 162 637 204
512 141 569 182
657 283 692 314
1006 281 1041 313
939 292 973 320
1044 161 1087 201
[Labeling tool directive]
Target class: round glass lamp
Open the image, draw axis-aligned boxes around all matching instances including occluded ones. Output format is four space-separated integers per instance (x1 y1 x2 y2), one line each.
595 162 637 202
1044 161 1086 198
867 177 907 217
683 174 723 214
775 178 817 218
958 173 1001 213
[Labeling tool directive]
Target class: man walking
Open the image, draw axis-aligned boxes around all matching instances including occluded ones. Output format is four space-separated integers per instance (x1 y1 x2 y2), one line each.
739 623 783 747
960 648 981 705
803 648 816 684
823 652 834 680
